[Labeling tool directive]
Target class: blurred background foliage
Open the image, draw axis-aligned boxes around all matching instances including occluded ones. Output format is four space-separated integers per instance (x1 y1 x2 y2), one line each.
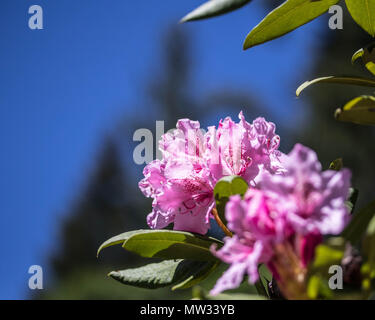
28 1 375 299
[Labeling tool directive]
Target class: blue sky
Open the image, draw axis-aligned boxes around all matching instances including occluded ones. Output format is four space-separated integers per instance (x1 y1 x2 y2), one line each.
0 1 326 299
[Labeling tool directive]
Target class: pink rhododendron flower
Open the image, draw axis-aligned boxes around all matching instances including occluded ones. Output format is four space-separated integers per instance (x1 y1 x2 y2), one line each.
139 112 283 235
211 144 351 296
206 113 284 183
210 190 277 295
260 143 352 235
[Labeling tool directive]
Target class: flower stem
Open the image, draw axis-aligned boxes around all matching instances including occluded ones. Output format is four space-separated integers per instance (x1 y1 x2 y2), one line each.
212 208 233 237
272 243 309 300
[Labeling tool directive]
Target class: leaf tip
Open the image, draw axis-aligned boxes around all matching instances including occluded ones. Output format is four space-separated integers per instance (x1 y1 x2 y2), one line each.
329 158 344 171
108 271 117 278
242 37 253 50
179 6 204 23
179 14 191 23
334 108 342 120
296 82 307 97
96 246 103 258
351 48 364 65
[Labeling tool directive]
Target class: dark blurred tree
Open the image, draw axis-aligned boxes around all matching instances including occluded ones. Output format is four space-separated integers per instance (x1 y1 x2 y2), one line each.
37 25 266 300
51 138 145 276
145 27 267 130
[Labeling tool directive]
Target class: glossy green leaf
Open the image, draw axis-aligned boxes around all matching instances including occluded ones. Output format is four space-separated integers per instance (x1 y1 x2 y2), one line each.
172 261 220 290
341 200 375 244
123 230 222 261
352 48 365 64
296 76 375 96
214 175 248 223
180 0 252 23
109 259 214 289
243 0 340 50
352 44 375 76
97 230 149 257
335 95 375 125
345 0 375 37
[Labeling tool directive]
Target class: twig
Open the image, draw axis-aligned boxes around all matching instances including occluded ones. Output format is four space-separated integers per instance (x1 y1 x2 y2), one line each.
212 207 233 237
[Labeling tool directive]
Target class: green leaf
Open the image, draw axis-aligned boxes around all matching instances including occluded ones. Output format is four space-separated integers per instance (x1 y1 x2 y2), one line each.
97 230 149 257
296 76 375 96
335 95 375 125
329 158 344 171
310 241 345 273
307 239 346 299
123 230 223 261
243 0 340 50
345 0 375 37
109 259 214 289
255 264 272 297
172 261 220 290
352 44 375 76
346 188 359 214
307 274 334 299
352 48 365 64
341 200 375 244
180 0 252 23
214 175 248 224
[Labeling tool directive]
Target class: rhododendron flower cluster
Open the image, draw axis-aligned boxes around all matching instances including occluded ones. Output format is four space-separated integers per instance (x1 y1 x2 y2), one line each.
139 112 283 235
210 144 352 297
